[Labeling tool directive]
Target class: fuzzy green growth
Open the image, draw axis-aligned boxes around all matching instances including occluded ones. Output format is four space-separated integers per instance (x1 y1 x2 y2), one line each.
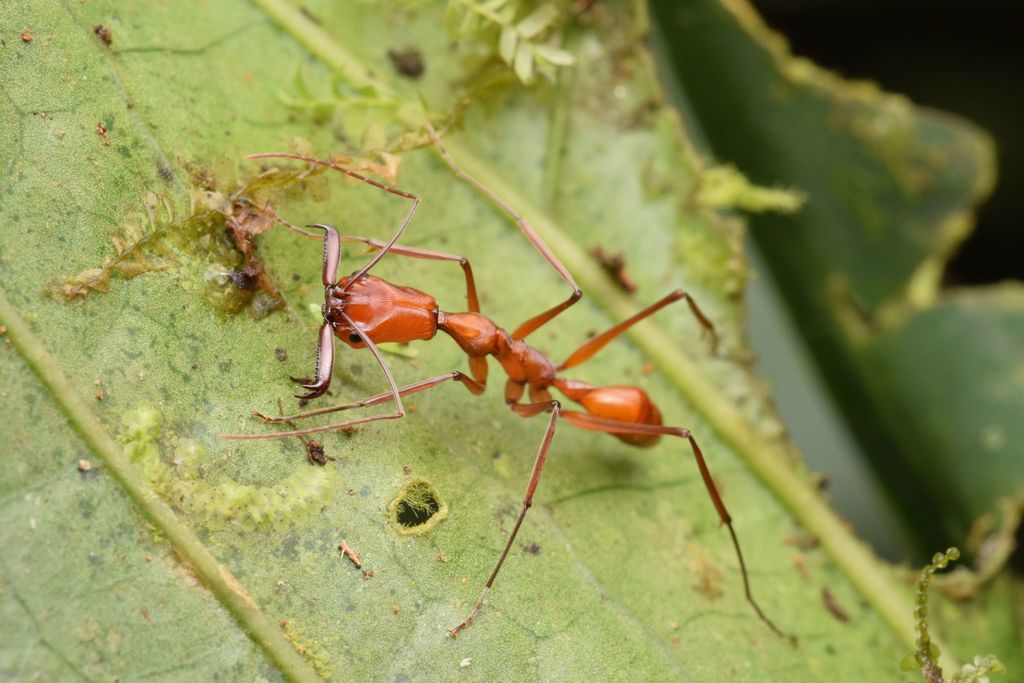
692 164 806 214
900 547 1006 683
445 0 574 83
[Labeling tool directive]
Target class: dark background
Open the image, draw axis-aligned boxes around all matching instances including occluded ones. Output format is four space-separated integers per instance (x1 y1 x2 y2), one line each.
752 0 1024 286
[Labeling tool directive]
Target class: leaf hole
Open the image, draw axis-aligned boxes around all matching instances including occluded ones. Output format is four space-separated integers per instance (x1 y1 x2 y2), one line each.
389 479 447 535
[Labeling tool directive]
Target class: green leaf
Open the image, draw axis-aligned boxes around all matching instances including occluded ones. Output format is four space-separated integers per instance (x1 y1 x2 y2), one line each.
498 25 517 64
651 0 1021 674
650 0 1020 553
532 43 575 67
513 40 535 83
515 5 558 39
0 0 970 680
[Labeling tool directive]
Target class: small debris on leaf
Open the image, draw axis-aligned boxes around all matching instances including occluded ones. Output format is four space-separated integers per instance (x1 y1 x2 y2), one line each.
387 48 424 79
338 539 362 568
274 347 288 361
588 246 637 294
21 28 33 43
95 121 110 146
821 586 849 623
459 658 471 669
793 552 810 581
305 441 328 466
93 25 112 46
390 604 400 614
77 459 92 472
784 533 820 550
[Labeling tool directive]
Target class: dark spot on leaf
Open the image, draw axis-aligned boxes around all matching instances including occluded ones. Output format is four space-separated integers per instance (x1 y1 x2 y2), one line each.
522 542 541 555
390 480 445 533
388 48 424 79
306 441 327 466
821 586 850 623
280 535 300 561
275 347 288 362
93 25 112 46
226 269 257 291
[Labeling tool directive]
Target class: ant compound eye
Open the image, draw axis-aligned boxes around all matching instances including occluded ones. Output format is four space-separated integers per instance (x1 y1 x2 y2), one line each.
348 333 363 344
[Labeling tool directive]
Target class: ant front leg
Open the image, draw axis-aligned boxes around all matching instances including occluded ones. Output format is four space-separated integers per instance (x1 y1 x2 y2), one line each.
221 370 485 441
450 399 561 637
257 371 485 424
337 235 481 314
222 312 405 441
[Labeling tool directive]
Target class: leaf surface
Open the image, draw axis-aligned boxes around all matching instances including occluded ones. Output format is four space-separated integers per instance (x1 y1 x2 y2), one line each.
0 0 962 680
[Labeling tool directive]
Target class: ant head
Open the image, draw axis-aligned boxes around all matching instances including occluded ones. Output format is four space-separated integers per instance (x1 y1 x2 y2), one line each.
324 279 376 349
322 284 367 349
335 325 368 349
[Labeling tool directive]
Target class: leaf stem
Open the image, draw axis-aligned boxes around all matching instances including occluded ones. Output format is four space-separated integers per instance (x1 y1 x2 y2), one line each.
0 293 321 683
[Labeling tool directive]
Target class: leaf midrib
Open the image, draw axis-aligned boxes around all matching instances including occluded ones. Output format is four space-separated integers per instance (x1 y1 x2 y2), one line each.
0 3 321 681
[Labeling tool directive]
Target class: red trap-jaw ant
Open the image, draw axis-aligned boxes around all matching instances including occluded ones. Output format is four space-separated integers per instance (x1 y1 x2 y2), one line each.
221 127 793 642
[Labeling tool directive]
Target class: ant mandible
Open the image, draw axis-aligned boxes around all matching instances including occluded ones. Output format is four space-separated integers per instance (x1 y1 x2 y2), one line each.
221 125 793 643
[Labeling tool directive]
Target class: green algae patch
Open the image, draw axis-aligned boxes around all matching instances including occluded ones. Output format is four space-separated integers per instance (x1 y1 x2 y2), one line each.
119 406 340 532
44 163 322 317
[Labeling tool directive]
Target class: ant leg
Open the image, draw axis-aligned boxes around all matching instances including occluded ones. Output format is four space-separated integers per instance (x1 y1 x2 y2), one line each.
221 310 404 441
450 400 561 637
425 124 582 341
245 153 421 286
558 411 795 644
253 371 485 423
337 235 481 313
558 290 718 372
